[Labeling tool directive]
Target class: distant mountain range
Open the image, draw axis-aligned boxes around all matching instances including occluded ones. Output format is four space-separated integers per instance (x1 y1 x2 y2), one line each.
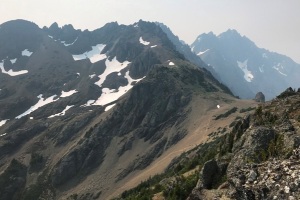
190 29 300 100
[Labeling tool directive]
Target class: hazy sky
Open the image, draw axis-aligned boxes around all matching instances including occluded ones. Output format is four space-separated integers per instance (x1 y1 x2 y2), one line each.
1 0 300 63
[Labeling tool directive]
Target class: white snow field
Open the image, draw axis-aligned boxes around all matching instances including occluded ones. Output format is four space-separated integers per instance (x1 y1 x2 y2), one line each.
197 49 210 56
237 60 254 82
0 133 7 137
61 37 78 46
0 61 28 76
89 74 96 79
273 63 287 76
139 37 150 45
0 119 9 127
94 71 144 106
81 100 96 107
72 44 106 63
10 58 17 64
60 90 78 98
169 61 175 66
48 105 74 118
105 104 116 111
16 94 59 119
94 57 130 87
22 49 33 57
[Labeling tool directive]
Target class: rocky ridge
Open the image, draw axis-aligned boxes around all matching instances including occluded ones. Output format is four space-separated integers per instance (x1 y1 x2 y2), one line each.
188 88 300 200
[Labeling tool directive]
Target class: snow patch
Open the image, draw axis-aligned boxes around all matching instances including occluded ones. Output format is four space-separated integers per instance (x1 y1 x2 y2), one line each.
262 53 268 58
150 45 157 48
217 105 220 109
94 57 130 87
61 37 78 46
94 71 144 106
237 60 254 82
89 74 96 79
22 49 33 57
105 104 116 111
10 58 17 64
81 100 95 107
191 46 195 52
259 65 264 73
76 72 80 76
169 62 175 66
60 90 78 98
139 37 150 45
16 94 58 119
273 63 287 76
48 35 53 39
0 61 28 76
0 133 7 137
0 119 9 127
48 105 74 118
72 44 106 63
197 49 209 56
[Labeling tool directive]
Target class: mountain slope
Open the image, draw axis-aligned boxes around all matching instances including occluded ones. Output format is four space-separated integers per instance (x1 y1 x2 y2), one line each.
0 20 239 200
118 88 300 200
191 29 300 100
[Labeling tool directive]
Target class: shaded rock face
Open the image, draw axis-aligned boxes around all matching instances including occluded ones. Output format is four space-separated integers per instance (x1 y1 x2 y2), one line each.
51 63 223 187
254 92 265 103
199 159 219 189
0 19 42 60
0 159 27 200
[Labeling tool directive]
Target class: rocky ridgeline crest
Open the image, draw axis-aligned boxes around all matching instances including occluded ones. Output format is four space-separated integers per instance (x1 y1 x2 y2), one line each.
186 88 300 200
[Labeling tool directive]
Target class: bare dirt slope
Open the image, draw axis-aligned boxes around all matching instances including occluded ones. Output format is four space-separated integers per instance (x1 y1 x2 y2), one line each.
105 93 257 199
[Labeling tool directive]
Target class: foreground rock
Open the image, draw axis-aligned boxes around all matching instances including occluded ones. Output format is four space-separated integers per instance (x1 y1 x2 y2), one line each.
186 88 300 200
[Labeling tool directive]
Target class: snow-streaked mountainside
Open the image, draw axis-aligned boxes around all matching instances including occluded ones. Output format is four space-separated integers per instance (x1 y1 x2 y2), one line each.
0 19 234 200
191 29 300 100
156 23 217 76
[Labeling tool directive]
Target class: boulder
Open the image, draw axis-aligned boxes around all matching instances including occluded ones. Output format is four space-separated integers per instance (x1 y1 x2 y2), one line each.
200 159 219 189
254 92 265 103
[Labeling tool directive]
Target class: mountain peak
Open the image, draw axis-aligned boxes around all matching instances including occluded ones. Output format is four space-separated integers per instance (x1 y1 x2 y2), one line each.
218 29 241 38
191 28 300 100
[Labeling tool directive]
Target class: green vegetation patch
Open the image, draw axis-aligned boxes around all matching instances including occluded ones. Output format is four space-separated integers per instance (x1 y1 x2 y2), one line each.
214 107 238 120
